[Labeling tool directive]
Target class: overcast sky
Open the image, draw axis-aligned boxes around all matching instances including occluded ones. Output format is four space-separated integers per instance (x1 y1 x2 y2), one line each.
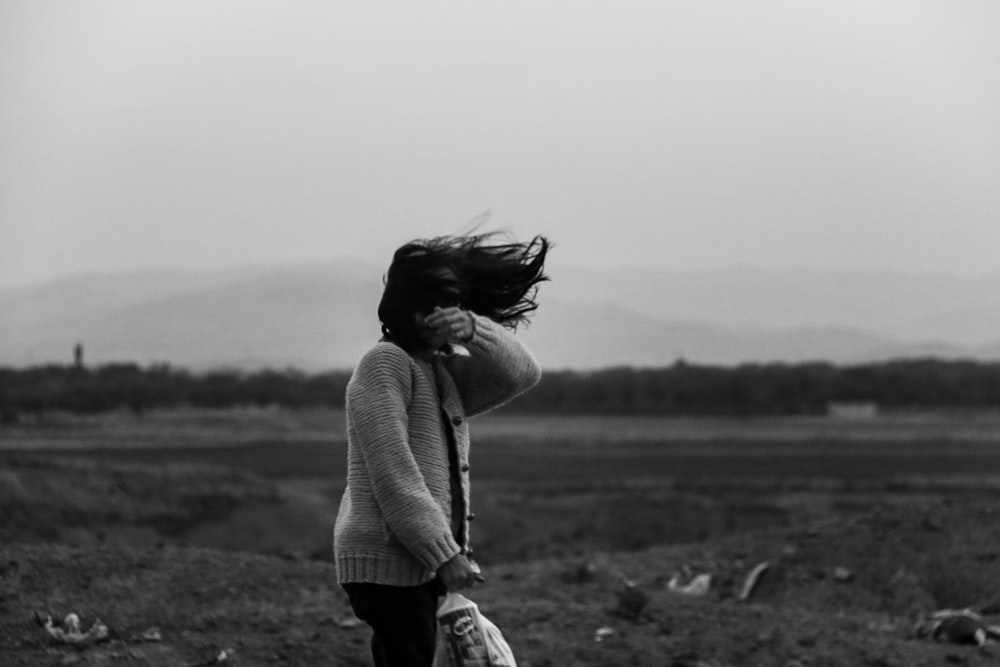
2 1 999 287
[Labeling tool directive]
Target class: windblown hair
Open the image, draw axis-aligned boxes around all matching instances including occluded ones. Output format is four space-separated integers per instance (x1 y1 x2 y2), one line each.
377 233 550 352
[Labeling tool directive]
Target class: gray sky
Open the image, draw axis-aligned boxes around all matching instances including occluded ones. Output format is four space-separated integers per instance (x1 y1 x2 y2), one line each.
2 0 999 287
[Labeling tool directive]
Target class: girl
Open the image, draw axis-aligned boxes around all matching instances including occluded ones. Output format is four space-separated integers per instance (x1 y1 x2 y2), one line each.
334 233 550 666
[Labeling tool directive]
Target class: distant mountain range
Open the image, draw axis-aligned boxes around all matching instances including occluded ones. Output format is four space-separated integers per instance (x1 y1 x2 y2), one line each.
2 262 1000 370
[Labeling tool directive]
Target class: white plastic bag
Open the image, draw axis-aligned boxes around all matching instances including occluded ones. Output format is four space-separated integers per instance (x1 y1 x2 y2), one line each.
433 592 516 667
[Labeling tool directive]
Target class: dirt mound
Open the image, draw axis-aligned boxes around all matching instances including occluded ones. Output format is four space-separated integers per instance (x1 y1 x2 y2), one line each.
3 500 1000 666
0 456 279 546
1 543 364 667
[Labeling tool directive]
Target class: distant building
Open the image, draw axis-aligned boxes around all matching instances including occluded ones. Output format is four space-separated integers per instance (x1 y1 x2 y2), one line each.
826 401 878 419
74 342 84 369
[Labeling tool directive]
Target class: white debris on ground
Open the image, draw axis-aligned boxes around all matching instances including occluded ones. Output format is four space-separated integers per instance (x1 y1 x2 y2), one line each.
737 561 771 601
185 648 235 667
667 571 712 597
36 612 109 646
914 608 1000 646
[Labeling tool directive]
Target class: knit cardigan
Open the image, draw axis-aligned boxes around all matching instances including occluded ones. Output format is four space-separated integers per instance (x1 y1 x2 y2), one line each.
334 314 542 586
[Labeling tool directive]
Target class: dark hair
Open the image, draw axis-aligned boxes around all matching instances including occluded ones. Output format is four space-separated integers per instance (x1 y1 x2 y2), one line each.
377 233 550 351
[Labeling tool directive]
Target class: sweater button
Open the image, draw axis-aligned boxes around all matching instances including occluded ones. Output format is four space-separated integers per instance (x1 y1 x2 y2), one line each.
460 464 470 472
452 416 463 426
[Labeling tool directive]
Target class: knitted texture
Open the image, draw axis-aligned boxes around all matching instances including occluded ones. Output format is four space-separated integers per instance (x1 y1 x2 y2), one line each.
334 315 542 585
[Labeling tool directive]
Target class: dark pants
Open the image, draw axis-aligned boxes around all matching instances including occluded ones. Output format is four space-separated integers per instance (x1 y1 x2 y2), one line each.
342 579 445 667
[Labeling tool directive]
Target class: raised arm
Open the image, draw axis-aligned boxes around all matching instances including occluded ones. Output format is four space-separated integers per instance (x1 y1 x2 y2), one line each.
443 314 542 417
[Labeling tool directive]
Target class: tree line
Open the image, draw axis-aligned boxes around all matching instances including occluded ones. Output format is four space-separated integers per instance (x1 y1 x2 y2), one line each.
0 363 350 417
506 359 1000 414
3 358 1000 418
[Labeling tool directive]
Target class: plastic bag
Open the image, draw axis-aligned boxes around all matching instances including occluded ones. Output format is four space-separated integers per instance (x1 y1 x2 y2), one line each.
433 592 516 667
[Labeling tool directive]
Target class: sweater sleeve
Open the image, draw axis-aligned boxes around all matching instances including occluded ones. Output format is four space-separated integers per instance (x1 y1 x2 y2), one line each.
444 314 542 417
347 345 461 571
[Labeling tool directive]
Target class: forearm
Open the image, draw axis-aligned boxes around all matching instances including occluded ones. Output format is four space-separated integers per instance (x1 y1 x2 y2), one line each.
374 483 461 570
354 422 461 570
448 314 542 416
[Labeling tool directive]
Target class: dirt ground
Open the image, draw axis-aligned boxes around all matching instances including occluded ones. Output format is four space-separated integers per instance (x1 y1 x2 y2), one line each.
3 500 999 666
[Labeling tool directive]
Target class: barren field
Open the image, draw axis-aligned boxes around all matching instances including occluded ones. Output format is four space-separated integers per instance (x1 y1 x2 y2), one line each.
2 408 1000 665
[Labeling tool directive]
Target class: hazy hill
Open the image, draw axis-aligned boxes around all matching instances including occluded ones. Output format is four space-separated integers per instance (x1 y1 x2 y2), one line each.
2 262 999 370
543 266 1000 341
515 298 898 369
